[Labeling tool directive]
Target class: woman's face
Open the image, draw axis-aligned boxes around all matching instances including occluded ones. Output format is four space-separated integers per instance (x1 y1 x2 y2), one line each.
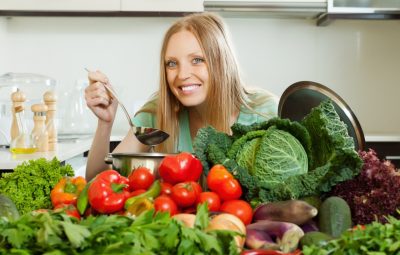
165 30 209 107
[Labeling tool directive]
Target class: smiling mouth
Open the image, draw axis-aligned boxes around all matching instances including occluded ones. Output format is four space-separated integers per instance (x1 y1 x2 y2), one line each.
179 84 201 92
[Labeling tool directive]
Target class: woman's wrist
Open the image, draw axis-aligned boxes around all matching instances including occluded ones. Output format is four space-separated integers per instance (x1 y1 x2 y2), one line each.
96 119 114 136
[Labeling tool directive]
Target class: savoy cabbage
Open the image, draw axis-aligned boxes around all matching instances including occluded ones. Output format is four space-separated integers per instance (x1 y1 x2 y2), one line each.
228 127 308 188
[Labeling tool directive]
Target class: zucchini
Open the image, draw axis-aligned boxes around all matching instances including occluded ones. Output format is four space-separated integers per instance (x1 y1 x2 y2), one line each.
300 231 333 248
0 194 20 221
318 196 352 237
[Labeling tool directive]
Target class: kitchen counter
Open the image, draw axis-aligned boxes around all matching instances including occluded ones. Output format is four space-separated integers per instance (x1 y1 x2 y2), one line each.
0 138 93 170
0 135 124 172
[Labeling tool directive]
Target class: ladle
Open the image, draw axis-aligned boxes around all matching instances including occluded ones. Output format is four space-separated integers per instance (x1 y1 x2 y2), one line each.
85 68 169 151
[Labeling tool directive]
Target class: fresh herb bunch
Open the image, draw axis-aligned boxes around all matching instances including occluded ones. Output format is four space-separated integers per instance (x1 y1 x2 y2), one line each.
0 204 240 255
0 157 74 215
302 215 400 254
331 149 400 224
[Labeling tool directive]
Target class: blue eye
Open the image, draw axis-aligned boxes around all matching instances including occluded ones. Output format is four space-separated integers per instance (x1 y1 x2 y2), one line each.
166 60 176 68
193 58 204 64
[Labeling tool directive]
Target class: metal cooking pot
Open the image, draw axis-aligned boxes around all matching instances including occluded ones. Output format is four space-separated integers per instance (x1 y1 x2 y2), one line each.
104 152 174 178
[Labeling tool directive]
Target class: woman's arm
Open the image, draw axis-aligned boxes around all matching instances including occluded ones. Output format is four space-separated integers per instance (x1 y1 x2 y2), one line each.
85 120 113 180
86 125 150 180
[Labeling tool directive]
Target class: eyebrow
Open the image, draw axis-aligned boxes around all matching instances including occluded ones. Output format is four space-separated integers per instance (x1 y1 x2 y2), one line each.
165 51 204 59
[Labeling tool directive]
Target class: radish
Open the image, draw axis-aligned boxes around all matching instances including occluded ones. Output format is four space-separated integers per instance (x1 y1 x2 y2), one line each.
246 220 304 252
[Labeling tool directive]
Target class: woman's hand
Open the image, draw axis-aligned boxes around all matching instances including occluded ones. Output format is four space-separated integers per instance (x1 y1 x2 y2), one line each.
85 70 118 123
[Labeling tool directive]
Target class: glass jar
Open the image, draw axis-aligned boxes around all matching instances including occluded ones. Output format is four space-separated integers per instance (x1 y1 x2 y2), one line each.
9 105 36 154
0 72 56 147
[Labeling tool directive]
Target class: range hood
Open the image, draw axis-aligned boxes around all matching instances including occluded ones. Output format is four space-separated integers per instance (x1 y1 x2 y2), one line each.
204 0 400 25
317 0 400 25
204 1 327 19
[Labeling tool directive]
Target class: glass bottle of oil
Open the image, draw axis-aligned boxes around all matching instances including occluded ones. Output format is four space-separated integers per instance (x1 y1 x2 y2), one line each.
10 105 36 154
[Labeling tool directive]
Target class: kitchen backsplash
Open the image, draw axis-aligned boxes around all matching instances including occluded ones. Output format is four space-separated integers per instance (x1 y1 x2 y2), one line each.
0 16 399 136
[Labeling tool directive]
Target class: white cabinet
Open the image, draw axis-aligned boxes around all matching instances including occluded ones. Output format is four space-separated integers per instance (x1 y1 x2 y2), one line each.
0 0 120 12
0 0 204 13
121 0 203 12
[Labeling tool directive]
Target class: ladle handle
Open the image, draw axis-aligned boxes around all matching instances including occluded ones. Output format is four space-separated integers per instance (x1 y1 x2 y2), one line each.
103 84 135 128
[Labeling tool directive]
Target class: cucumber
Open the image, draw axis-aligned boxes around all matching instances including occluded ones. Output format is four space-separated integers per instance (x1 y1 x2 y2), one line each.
300 231 333 248
318 196 352 238
0 194 20 221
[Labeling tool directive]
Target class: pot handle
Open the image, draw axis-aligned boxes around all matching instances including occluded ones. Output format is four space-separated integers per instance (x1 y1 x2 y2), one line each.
104 153 114 165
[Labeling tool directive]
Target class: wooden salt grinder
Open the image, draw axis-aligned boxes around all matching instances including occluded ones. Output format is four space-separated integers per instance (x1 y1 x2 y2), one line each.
44 91 57 151
10 89 26 141
31 103 49 152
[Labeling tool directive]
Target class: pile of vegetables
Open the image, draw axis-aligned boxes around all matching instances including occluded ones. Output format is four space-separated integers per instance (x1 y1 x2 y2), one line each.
3 98 400 255
330 149 400 225
193 100 363 204
0 158 74 214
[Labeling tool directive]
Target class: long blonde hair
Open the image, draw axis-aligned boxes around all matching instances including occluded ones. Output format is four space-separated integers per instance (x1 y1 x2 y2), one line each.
139 12 273 153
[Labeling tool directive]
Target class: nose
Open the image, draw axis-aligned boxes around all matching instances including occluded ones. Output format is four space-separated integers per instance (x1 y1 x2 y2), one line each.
177 63 191 80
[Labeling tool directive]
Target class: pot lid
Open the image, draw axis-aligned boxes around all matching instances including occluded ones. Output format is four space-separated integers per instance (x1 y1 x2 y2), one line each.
0 72 56 88
278 81 365 151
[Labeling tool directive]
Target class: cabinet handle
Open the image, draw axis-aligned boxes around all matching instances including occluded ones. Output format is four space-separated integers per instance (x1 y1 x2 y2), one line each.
385 156 400 160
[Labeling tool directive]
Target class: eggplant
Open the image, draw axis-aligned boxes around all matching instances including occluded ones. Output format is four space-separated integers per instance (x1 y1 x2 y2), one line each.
300 220 319 233
245 229 280 250
253 200 318 225
246 220 304 253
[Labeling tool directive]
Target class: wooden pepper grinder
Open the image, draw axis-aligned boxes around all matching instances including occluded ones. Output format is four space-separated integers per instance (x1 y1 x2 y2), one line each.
44 91 57 151
10 89 26 142
31 103 49 152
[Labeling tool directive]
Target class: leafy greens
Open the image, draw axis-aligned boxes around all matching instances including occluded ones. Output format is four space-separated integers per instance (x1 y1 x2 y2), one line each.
0 158 74 215
0 204 240 255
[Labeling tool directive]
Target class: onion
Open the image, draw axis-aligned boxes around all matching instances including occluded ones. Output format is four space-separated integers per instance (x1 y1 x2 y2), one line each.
172 213 196 228
206 213 246 248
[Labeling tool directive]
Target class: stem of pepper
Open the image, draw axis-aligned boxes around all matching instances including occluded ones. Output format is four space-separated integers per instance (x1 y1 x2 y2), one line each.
111 183 128 193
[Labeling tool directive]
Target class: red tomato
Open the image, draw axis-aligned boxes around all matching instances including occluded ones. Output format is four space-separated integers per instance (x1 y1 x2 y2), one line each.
216 178 242 201
220 200 253 225
160 182 173 196
207 164 233 191
154 195 178 216
190 181 203 197
128 167 155 191
197 191 221 212
171 181 202 208
158 152 203 184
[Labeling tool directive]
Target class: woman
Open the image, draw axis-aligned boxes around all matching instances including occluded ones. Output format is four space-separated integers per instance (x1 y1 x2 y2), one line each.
85 12 278 180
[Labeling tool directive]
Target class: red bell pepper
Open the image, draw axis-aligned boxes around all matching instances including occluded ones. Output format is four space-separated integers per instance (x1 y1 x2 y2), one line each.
50 176 87 207
88 170 130 214
158 152 203 184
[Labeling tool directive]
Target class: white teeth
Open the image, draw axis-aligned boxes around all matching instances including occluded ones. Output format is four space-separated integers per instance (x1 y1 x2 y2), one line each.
181 85 199 91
